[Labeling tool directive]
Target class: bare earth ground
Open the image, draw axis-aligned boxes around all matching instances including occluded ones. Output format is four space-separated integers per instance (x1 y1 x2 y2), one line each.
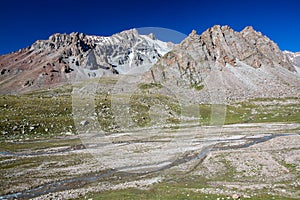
0 123 299 199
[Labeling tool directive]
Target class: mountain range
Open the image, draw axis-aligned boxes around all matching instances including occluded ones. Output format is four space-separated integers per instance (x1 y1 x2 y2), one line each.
0 29 172 94
0 25 299 100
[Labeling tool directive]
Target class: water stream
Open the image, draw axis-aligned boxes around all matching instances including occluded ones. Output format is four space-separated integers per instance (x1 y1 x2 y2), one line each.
0 133 294 200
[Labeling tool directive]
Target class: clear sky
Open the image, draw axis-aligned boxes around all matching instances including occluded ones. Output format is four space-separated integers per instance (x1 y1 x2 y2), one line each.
1 0 300 55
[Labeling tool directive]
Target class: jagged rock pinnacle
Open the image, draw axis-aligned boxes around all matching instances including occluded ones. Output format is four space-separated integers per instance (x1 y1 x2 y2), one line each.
189 30 197 37
148 33 156 40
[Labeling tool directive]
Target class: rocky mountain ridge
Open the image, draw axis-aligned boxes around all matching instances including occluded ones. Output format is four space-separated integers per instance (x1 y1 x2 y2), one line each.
0 29 172 94
184 25 294 69
0 25 299 100
146 25 299 102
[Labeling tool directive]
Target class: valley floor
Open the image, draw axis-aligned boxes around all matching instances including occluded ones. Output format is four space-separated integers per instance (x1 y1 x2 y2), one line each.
0 123 299 200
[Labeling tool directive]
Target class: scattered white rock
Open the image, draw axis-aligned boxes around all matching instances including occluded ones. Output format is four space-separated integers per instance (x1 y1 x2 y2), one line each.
232 193 240 200
80 120 89 126
1 131 8 135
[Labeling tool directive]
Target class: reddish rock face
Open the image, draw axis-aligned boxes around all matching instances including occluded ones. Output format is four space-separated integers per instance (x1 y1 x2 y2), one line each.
0 32 94 94
0 47 74 94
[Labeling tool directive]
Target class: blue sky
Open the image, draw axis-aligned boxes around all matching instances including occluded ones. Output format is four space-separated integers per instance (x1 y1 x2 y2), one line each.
0 0 300 54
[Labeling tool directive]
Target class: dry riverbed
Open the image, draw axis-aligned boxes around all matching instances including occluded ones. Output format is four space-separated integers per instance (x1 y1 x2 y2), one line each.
0 123 299 199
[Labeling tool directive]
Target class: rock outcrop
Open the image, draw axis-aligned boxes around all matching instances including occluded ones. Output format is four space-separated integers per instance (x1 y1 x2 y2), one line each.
284 51 300 73
147 25 299 102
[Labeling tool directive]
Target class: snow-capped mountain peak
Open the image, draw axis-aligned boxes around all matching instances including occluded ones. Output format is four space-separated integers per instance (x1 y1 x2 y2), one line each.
0 29 174 93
